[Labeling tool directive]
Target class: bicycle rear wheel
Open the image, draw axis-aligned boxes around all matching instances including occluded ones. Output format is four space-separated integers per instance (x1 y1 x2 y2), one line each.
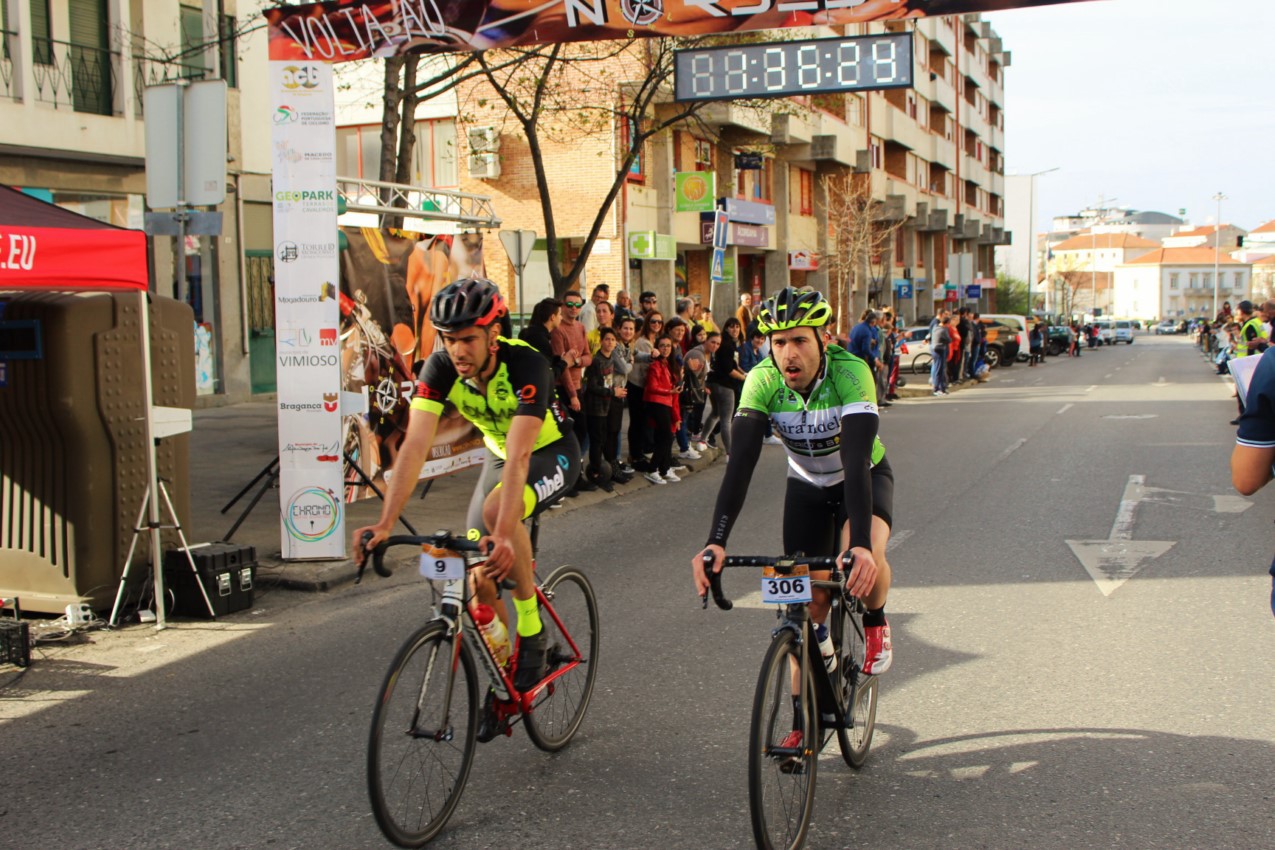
368 622 478 847
911 353 934 375
834 597 878 769
749 630 817 850
523 566 600 752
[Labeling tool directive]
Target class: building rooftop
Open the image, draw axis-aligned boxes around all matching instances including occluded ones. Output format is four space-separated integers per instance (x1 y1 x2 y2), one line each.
1053 232 1161 251
1123 247 1243 265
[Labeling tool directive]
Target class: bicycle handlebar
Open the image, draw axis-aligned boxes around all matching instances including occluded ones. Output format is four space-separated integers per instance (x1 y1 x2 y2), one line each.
700 550 850 611
356 530 483 584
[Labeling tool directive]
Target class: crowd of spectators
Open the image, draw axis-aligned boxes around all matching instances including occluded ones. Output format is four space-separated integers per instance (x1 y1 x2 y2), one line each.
515 288 789 492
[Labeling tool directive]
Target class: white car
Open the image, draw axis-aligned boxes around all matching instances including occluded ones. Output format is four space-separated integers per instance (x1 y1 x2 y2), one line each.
1093 319 1114 345
897 326 935 374
1113 320 1135 344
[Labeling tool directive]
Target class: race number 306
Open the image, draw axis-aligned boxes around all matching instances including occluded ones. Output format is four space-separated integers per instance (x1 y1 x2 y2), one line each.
761 564 812 604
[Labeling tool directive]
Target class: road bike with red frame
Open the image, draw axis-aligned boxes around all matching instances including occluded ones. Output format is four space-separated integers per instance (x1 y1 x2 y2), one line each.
359 520 599 847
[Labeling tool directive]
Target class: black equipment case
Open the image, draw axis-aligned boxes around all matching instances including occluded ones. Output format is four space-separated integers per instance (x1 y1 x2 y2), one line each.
163 543 257 618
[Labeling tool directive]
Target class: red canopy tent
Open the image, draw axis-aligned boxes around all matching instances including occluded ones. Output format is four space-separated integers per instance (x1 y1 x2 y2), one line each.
0 185 149 291
0 187 201 624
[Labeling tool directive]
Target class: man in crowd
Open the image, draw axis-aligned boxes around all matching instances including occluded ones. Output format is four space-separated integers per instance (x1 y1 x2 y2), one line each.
580 283 610 333
551 290 596 492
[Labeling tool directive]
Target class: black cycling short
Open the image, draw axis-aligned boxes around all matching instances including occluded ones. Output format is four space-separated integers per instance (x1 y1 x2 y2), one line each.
781 455 894 557
465 434 581 538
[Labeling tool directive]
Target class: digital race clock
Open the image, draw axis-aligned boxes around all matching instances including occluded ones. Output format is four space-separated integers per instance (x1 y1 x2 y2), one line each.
674 32 913 102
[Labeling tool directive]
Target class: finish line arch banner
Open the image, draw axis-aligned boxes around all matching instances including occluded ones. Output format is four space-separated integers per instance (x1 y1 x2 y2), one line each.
264 0 1092 60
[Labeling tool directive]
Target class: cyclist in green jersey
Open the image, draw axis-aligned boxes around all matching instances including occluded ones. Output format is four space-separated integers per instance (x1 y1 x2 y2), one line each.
354 278 579 690
692 287 893 675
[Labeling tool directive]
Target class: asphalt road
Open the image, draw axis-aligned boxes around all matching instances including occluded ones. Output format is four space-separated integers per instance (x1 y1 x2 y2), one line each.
3 335 1274 849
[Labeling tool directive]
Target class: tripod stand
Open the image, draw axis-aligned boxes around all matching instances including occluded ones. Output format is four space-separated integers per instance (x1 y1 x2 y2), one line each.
108 476 215 627
219 452 418 541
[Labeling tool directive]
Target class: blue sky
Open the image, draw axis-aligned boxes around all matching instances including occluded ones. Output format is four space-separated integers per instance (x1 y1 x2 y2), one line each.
985 0 1275 231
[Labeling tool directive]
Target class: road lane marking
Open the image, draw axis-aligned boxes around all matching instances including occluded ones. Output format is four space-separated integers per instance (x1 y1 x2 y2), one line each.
1065 475 1251 596
995 438 1027 464
1085 385 1097 393
1104 373 1114 379
1057 403 1073 415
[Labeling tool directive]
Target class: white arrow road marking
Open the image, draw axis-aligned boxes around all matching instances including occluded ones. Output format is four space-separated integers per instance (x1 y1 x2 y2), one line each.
1066 474 1174 596
1065 476 1252 596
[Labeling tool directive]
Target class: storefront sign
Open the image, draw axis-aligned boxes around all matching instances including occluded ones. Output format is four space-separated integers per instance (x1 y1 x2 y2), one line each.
975 276 997 290
628 231 676 261
734 152 763 170
966 284 982 299
721 197 776 227
675 172 716 213
789 251 818 271
732 223 768 248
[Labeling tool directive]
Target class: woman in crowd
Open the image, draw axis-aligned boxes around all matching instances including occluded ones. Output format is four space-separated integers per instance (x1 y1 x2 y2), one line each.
625 311 663 471
643 335 681 484
946 312 962 385
700 316 747 458
587 300 615 355
1028 321 1044 366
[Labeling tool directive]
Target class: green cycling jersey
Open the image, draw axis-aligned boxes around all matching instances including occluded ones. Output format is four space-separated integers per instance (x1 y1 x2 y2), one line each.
738 344 886 488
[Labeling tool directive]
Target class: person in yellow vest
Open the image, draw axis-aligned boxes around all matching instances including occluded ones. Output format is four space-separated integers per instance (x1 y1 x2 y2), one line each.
1231 300 1270 424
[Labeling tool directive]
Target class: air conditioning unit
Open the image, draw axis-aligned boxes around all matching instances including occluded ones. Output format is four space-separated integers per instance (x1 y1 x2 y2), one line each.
467 126 500 154
469 153 501 180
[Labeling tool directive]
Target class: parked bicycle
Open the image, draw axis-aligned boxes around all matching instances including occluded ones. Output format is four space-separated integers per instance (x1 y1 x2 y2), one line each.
358 519 599 847
703 551 878 850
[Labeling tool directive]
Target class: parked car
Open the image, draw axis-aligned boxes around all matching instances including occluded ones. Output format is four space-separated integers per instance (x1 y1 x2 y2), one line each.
1113 319 1135 344
982 314 1032 361
1046 325 1073 356
1155 320 1178 335
977 317 1021 368
898 326 935 374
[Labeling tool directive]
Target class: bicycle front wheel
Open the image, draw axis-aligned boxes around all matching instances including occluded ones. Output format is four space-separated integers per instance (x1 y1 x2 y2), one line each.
368 622 478 848
749 630 817 850
834 599 878 769
524 566 600 752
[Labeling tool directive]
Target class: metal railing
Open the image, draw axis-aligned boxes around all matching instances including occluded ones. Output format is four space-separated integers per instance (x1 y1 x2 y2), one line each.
31 38 121 115
131 55 209 117
336 176 502 229
0 29 17 101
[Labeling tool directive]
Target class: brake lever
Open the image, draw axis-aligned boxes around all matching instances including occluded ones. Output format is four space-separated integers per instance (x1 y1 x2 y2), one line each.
700 551 733 611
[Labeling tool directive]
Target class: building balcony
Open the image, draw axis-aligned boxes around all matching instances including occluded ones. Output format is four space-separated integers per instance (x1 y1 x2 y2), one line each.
699 101 772 138
30 38 124 117
771 111 816 146
870 96 930 155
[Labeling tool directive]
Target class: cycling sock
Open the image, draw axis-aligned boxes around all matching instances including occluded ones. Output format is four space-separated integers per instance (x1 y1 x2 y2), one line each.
513 594 542 638
864 606 886 628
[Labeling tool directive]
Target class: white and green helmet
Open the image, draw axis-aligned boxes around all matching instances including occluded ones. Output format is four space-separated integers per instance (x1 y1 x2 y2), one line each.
755 287 832 335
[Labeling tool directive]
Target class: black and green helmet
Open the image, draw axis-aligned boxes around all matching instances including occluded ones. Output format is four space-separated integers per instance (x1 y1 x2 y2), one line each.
755 287 832 335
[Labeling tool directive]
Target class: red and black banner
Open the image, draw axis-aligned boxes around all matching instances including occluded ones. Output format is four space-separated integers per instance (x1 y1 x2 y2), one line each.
266 0 1094 61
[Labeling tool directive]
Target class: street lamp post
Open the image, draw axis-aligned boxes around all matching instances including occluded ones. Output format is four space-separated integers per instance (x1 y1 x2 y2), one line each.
1025 167 1059 316
1212 191 1227 319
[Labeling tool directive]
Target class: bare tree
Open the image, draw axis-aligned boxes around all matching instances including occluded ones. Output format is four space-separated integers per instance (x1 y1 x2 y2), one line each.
820 169 906 334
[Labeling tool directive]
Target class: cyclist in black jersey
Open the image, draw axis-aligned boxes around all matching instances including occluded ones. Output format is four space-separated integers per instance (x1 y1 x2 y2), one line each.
692 287 894 676
354 278 579 690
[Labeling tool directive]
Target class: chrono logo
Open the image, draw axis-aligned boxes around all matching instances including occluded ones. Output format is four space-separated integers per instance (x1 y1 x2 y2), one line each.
284 487 340 543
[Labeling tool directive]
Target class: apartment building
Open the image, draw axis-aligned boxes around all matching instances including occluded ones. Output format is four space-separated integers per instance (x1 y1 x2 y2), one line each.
0 0 274 402
1043 231 1160 314
1113 247 1251 320
454 15 1010 330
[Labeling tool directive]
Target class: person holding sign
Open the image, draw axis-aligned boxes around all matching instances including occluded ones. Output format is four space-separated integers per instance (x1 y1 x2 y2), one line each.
691 287 894 676
354 278 578 690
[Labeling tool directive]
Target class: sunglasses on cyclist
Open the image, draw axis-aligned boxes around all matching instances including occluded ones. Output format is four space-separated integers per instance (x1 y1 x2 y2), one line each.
564 301 584 308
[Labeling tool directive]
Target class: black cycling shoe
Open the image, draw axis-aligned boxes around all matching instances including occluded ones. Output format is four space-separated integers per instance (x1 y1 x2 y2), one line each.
514 630 549 692
476 688 504 743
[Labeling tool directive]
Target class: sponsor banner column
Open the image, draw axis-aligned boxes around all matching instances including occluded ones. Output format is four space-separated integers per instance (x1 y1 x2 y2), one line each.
270 59 344 559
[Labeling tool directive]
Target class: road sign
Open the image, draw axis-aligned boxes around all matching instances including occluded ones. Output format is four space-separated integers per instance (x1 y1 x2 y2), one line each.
498 229 536 273
144 80 227 209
